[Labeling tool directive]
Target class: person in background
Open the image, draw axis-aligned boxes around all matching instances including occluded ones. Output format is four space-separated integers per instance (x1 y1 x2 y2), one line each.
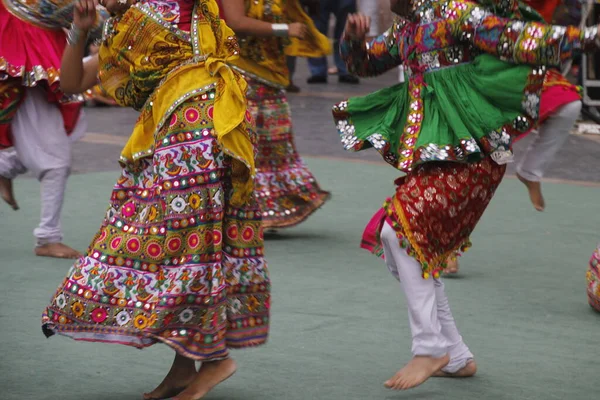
0 0 88 259
307 0 360 84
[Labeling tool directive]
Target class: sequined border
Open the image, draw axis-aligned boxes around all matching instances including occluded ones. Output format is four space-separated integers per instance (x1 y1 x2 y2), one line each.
231 66 286 90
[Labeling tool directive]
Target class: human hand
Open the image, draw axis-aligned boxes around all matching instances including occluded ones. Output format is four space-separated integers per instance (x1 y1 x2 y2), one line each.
288 22 308 39
344 13 371 41
73 0 99 32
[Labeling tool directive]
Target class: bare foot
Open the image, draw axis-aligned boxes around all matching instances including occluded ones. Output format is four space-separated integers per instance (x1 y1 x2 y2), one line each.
0 176 18 210
517 173 545 212
35 243 82 259
143 369 197 400
433 359 477 378
172 358 237 400
384 354 450 390
328 67 338 75
445 256 459 275
144 354 197 400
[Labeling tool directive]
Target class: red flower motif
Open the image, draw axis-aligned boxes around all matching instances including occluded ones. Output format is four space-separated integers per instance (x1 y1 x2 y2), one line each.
122 202 136 218
91 308 108 323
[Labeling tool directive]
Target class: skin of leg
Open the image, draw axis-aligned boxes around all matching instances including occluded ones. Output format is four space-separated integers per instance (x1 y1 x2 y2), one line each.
516 100 582 210
171 358 237 400
143 353 198 400
0 148 25 210
380 222 450 390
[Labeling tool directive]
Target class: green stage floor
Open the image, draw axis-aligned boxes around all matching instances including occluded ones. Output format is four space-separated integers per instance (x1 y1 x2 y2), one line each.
0 157 598 400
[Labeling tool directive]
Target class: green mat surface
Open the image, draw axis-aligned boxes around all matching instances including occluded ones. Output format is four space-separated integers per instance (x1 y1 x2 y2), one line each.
1 157 598 400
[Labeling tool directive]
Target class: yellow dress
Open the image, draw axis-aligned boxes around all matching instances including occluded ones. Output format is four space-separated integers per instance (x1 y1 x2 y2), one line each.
228 0 332 229
42 0 270 361
230 0 331 87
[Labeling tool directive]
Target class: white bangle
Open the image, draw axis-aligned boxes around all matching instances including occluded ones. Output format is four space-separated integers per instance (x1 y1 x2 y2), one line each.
272 23 289 37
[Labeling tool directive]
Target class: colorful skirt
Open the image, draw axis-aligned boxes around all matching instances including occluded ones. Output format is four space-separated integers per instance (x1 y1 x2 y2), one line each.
0 2 82 149
587 244 600 313
245 78 330 229
361 157 506 278
42 92 270 361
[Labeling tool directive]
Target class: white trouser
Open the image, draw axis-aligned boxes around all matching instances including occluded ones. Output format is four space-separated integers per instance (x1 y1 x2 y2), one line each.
381 221 473 373
517 100 581 182
0 87 86 245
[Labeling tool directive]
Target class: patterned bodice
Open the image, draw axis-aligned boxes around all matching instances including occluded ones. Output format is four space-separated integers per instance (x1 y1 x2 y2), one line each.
343 0 598 81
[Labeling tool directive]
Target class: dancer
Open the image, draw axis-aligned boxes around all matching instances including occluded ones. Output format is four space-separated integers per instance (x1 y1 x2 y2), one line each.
0 0 89 258
333 0 599 390
42 1 270 399
515 0 583 212
588 243 600 312
222 0 331 230
447 0 584 274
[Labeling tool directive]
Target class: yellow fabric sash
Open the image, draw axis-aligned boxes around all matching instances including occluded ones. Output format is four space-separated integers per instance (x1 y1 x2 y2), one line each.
98 0 253 206
231 0 331 87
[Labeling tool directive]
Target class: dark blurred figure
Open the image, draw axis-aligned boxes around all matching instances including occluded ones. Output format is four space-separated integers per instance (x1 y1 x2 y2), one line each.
306 0 359 84
286 0 321 92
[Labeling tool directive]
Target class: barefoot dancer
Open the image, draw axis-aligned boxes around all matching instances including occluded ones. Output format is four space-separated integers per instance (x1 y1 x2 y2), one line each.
514 0 583 212
333 0 599 390
221 0 331 230
42 1 270 399
447 0 584 274
0 0 90 259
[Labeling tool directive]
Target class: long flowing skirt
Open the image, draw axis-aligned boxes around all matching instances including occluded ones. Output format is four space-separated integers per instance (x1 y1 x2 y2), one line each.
42 92 270 361
245 79 330 229
588 244 600 313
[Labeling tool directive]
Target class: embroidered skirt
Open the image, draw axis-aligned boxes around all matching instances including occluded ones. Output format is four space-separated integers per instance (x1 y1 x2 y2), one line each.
245 78 330 229
42 92 270 361
361 157 506 278
587 244 600 313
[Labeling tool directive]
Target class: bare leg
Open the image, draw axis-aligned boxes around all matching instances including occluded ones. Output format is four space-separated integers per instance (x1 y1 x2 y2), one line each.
0 149 25 210
444 255 459 274
143 354 198 400
172 358 237 400
0 175 18 210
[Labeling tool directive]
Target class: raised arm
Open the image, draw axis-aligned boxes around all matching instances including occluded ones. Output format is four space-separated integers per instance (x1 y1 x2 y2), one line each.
60 0 100 94
447 1 599 67
339 15 403 78
222 0 307 38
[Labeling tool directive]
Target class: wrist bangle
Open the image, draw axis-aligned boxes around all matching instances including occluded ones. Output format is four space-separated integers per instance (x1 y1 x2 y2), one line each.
272 23 289 37
67 23 88 46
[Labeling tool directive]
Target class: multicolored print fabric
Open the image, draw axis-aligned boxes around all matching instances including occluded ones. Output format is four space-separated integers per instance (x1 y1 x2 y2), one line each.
42 92 270 360
332 0 598 173
587 244 600 313
245 79 330 229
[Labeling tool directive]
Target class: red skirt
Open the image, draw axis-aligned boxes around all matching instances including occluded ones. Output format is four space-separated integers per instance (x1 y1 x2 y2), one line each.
361 157 506 278
515 70 581 143
0 2 81 149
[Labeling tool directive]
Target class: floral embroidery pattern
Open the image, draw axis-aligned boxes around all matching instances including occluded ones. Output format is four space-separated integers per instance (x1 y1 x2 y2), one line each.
43 92 270 361
246 79 330 228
